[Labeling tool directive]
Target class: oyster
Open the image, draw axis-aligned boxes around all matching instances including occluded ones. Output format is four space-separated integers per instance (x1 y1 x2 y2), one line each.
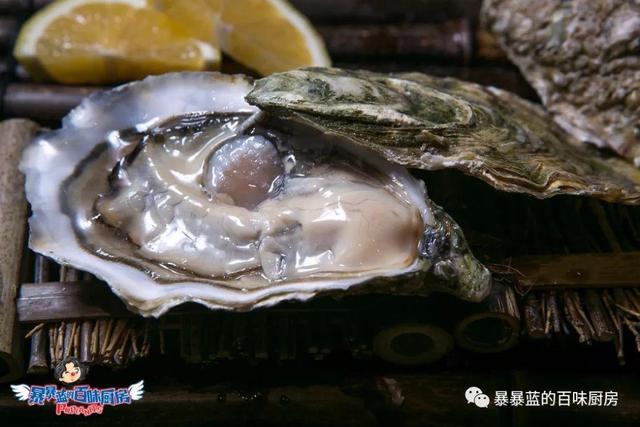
247 67 640 204
482 0 640 165
21 72 490 317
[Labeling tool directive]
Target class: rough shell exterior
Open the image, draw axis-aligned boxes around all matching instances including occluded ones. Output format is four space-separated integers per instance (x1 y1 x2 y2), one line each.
482 0 640 165
247 67 640 204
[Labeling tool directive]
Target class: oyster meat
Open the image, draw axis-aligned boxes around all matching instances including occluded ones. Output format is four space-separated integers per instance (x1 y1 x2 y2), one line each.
21 72 490 316
482 0 640 165
248 68 640 204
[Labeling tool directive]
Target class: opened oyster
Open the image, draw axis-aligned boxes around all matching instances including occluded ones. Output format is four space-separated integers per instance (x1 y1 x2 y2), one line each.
21 72 490 316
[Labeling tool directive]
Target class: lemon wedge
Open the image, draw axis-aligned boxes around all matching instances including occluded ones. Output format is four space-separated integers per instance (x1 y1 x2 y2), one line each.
150 0 331 75
14 0 220 84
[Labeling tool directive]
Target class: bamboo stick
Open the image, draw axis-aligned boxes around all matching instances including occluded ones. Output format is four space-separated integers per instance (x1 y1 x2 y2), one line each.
24 323 44 339
141 321 151 358
562 291 592 344
47 324 55 369
621 316 640 353
113 328 131 366
59 266 80 362
27 254 50 374
523 293 545 338
317 20 472 61
584 290 616 343
100 319 114 359
72 320 80 357
62 322 73 359
80 320 92 363
26 329 47 375
602 290 626 365
613 288 640 318
104 319 127 361
0 119 40 381
624 289 640 313
547 291 562 334
3 83 98 122
90 320 100 361
55 321 64 363
130 328 140 358
569 291 597 338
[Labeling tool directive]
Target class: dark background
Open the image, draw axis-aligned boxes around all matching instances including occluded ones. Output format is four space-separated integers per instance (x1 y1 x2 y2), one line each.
1 1 639 426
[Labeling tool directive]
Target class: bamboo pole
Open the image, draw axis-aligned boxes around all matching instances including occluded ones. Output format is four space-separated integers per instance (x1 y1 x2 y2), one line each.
317 20 473 61
3 83 99 122
26 255 49 374
0 119 39 382
79 320 92 364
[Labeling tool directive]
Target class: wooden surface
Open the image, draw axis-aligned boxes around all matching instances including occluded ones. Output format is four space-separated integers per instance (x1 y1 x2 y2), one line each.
17 280 130 322
0 119 39 382
511 253 640 290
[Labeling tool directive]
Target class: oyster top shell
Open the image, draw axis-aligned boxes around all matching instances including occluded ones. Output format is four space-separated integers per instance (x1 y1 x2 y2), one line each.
21 72 490 317
482 0 640 166
247 67 640 204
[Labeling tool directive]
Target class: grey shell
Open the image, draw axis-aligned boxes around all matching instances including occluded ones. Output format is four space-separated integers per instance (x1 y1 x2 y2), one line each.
482 0 640 166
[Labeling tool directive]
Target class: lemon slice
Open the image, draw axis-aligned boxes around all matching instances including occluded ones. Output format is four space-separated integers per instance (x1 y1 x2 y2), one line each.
150 0 331 75
14 0 220 84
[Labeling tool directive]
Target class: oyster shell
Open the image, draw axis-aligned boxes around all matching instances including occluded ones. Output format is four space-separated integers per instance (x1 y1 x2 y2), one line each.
247 67 640 204
482 0 640 165
21 72 490 317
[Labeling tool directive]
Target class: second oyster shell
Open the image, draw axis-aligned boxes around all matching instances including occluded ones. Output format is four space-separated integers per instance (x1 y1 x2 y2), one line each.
482 0 640 166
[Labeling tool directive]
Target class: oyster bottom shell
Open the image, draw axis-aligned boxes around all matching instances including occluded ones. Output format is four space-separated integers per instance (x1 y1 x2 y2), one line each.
21 72 490 317
248 67 640 204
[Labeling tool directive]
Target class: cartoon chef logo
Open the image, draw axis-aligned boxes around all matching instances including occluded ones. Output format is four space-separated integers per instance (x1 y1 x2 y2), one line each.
10 357 144 416
54 357 87 385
